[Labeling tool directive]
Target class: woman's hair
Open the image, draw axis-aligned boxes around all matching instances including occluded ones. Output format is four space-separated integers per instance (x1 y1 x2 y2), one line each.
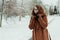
32 5 45 16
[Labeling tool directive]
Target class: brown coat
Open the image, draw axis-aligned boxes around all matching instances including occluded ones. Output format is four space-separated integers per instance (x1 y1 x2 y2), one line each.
29 5 48 40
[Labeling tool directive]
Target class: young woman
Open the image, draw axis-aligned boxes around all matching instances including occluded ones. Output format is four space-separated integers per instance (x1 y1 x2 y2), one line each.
29 5 49 40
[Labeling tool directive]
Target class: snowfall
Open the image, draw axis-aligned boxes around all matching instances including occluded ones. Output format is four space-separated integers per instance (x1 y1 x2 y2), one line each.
0 15 60 40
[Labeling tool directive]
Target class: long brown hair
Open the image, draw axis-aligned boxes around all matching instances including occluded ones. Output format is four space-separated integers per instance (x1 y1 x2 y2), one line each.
32 5 46 16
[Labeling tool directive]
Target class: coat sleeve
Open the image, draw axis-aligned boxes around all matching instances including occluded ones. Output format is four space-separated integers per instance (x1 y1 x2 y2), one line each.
38 14 48 29
29 16 35 30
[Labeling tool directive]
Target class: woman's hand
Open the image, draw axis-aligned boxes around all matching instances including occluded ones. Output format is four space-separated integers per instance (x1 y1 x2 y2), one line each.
31 15 36 19
37 14 44 17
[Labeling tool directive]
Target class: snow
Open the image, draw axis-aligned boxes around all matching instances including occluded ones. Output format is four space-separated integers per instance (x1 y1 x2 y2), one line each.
48 16 60 40
0 15 59 40
41 0 58 6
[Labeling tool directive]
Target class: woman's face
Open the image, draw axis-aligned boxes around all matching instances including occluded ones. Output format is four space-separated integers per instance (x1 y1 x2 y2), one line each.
34 6 38 14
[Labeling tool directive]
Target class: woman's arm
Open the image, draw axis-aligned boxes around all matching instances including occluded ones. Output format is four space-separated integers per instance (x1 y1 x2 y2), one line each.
38 14 48 29
29 15 35 30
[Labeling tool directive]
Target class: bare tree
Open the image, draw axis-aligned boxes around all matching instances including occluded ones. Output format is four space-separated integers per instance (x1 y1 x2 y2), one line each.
3 0 17 17
0 0 4 27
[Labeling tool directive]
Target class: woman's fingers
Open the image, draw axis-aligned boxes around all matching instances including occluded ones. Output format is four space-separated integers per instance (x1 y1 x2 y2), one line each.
37 14 44 17
32 15 36 18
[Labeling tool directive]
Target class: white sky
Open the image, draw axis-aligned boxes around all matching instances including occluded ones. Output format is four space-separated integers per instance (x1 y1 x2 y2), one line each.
41 0 58 6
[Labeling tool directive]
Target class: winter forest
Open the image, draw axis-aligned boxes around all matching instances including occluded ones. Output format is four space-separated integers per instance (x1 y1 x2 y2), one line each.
0 0 60 40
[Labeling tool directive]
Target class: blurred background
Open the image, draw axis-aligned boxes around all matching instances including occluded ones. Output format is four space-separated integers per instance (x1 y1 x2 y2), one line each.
0 0 60 40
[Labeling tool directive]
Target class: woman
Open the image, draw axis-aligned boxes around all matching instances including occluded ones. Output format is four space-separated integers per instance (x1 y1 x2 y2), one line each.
29 5 49 40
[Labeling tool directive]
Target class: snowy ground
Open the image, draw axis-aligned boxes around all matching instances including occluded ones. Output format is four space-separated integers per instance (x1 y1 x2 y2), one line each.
48 15 60 40
0 15 60 40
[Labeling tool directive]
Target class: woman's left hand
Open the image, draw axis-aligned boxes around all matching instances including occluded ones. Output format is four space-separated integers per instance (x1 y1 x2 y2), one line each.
37 14 42 17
